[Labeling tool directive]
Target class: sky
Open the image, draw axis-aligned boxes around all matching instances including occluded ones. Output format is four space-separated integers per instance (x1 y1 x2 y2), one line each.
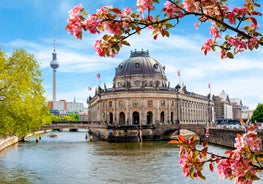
0 0 263 109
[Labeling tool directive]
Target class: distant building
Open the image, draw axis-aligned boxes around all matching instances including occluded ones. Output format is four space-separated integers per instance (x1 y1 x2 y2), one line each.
213 90 233 121
230 98 243 120
241 108 254 120
49 99 85 117
66 102 84 114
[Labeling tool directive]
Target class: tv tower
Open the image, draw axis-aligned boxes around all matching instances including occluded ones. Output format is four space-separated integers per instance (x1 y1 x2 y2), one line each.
50 29 59 101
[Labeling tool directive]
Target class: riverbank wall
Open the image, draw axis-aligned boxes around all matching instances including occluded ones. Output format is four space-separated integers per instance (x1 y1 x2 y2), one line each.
207 128 263 151
0 130 49 152
0 136 18 152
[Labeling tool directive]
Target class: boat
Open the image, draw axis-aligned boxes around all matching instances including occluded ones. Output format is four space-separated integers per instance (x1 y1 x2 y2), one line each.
49 130 58 138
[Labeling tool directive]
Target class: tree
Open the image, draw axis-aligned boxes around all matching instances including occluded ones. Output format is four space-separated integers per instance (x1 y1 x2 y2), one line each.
66 0 262 59
66 1 263 183
251 103 263 122
0 48 51 137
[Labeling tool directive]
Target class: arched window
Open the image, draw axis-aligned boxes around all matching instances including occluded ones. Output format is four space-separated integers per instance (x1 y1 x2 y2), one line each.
160 111 165 123
119 112 125 125
171 112 174 124
109 112 113 125
147 111 153 124
133 111 140 125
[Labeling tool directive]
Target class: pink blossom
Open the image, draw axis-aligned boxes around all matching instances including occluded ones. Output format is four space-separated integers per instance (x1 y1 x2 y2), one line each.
182 0 200 12
104 21 124 35
248 37 259 50
227 12 236 24
94 40 105 57
220 49 227 59
244 132 261 151
122 7 132 16
96 6 112 17
234 136 244 151
201 39 213 55
66 4 84 39
217 159 232 179
210 26 221 39
194 23 199 29
163 1 180 18
227 36 247 53
83 14 100 34
137 0 154 13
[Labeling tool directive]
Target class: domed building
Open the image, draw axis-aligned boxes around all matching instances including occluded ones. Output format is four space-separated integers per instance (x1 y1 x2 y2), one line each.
87 50 214 141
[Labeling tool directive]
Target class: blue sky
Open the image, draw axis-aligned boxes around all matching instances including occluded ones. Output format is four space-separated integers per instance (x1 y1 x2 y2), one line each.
1 0 263 109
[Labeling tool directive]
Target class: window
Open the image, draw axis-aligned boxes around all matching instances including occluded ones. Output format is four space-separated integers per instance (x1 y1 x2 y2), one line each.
135 63 140 68
133 100 138 107
154 63 159 69
171 100 174 107
134 80 141 87
148 100 153 107
109 101 112 107
119 100 124 106
161 100 165 106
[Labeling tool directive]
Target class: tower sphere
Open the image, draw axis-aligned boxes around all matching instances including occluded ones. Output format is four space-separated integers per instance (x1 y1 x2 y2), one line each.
50 52 59 69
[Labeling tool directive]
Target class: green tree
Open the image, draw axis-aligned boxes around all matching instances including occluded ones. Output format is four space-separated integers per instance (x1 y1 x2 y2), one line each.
251 103 263 122
0 48 51 137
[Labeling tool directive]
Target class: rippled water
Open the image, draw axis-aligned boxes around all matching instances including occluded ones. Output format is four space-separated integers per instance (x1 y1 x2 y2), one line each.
0 131 262 184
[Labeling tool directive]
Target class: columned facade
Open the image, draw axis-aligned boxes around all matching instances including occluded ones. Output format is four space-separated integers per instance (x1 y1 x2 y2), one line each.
88 50 214 126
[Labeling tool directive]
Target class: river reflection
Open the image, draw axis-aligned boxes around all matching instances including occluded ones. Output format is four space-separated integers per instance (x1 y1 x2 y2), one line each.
0 131 262 184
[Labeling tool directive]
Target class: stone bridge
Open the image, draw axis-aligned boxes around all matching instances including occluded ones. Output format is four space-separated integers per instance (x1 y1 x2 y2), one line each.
40 121 207 142
40 121 263 150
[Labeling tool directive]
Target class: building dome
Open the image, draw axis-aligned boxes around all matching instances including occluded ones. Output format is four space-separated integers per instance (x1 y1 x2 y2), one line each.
113 50 167 90
115 50 166 77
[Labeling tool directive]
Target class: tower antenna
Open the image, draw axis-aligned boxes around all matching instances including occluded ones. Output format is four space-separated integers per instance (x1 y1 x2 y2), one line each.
50 23 59 102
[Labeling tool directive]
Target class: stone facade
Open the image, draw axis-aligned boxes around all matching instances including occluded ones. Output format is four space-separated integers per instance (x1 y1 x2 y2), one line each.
88 50 214 127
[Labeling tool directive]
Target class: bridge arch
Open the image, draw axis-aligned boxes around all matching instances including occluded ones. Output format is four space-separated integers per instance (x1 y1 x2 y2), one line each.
156 124 207 141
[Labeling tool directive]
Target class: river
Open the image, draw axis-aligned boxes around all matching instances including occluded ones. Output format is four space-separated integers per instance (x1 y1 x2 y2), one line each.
0 131 262 184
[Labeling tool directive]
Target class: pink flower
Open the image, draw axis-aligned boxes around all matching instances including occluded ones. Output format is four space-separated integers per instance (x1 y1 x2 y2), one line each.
137 0 155 13
227 36 247 53
201 39 213 55
163 1 180 18
66 4 84 39
248 37 259 50
182 0 200 12
220 49 227 59
210 26 221 39
94 40 106 57
234 136 244 151
217 159 232 179
244 132 261 151
122 7 132 16
227 12 236 24
194 23 199 29
84 14 100 34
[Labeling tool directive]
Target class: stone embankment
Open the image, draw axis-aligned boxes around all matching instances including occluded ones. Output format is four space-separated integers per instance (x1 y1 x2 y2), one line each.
0 136 18 152
0 130 48 152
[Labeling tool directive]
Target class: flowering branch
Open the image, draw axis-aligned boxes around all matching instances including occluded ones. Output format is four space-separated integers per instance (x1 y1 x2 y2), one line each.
66 0 262 58
169 119 263 184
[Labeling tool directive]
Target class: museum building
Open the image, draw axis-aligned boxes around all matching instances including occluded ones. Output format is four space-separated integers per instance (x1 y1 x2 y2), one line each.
87 50 214 127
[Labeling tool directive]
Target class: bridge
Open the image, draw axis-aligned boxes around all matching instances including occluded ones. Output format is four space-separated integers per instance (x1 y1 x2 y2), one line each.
40 121 207 141
40 121 263 149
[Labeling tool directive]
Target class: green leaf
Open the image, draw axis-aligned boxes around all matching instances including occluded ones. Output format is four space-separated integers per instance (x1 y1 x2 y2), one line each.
121 40 130 46
227 52 234 59
197 170 206 180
